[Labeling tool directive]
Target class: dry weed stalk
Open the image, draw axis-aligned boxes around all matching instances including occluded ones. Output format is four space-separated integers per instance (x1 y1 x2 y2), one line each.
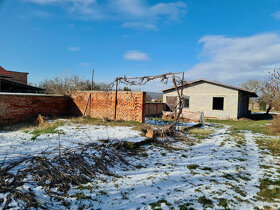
0 141 132 209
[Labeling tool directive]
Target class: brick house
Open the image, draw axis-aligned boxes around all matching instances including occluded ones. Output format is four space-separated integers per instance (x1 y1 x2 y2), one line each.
0 66 43 93
162 79 258 120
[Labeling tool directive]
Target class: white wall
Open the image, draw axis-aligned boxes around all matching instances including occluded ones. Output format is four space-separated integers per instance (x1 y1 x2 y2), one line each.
163 82 239 119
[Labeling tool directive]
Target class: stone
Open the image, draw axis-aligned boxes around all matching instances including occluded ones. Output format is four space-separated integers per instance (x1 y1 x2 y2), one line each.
146 128 155 139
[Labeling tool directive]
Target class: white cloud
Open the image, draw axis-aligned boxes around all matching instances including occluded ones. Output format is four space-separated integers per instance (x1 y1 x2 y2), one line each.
124 50 150 61
271 11 280 20
149 2 187 21
122 22 157 30
23 0 187 30
186 33 280 85
68 46 80 52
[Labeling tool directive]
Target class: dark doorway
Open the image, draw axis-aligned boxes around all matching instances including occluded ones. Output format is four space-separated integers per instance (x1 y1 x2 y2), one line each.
166 96 177 111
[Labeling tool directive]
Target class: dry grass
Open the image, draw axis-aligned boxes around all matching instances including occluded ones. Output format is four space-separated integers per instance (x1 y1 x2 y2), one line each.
69 117 148 133
269 115 280 135
24 121 65 140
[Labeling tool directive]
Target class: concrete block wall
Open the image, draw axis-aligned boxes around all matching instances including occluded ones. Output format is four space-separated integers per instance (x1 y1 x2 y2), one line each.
0 93 71 126
163 82 239 120
70 91 146 123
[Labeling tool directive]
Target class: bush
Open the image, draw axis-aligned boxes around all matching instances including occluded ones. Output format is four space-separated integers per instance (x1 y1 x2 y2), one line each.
269 115 280 135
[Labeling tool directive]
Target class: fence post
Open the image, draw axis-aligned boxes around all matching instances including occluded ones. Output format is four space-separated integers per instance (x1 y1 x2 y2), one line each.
114 78 118 120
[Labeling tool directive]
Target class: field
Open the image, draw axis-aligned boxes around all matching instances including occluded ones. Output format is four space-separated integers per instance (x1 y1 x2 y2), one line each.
0 117 279 209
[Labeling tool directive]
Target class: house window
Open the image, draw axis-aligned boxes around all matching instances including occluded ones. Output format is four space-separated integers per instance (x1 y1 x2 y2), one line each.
183 96 190 108
213 97 224 110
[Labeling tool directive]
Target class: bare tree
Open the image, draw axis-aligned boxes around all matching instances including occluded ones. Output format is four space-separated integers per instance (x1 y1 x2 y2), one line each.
262 69 280 114
39 72 112 95
113 72 185 135
241 79 264 112
241 79 263 95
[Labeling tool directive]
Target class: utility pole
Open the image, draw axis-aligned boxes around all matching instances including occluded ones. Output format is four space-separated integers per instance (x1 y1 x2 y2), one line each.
91 68 94 91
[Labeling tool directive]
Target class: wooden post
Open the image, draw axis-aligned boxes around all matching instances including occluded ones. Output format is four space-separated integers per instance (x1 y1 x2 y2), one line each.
91 68 94 91
83 92 91 116
114 78 118 120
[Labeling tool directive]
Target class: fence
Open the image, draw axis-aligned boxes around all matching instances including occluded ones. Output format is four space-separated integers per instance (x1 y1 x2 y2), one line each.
145 103 166 117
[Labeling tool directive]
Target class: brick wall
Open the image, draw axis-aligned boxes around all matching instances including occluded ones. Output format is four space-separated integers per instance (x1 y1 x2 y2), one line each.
70 91 146 123
0 93 72 126
6 71 28 85
0 91 146 126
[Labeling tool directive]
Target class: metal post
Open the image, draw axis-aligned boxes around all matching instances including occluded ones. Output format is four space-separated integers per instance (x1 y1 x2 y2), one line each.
114 78 119 120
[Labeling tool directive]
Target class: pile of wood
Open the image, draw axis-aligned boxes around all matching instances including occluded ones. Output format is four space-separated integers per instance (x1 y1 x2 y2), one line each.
162 111 205 124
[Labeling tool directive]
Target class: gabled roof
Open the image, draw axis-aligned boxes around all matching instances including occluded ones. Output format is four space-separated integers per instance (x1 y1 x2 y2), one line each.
0 66 12 78
162 79 258 97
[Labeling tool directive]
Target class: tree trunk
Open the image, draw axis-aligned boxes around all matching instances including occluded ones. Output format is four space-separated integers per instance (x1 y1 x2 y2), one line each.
266 104 272 115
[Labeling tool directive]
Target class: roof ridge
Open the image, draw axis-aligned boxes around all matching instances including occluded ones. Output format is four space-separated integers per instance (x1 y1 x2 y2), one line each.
162 79 258 97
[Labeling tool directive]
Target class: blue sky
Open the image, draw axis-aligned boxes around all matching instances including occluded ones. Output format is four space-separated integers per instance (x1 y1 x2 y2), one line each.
1 0 280 91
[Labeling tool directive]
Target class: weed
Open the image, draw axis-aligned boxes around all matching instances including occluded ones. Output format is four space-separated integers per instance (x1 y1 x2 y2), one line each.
197 196 213 208
187 164 199 170
149 199 171 209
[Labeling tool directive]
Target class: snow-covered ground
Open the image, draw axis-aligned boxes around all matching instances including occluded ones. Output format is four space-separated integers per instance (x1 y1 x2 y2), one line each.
0 119 279 209
0 122 145 163
146 118 198 127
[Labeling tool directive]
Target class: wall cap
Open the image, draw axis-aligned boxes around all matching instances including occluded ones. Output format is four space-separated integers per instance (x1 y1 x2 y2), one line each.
0 92 66 97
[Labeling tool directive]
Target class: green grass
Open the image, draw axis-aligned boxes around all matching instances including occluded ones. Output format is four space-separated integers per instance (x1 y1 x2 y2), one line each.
197 196 213 208
149 199 171 209
207 119 274 135
188 128 213 139
257 178 280 202
29 121 65 140
256 137 280 156
146 117 174 122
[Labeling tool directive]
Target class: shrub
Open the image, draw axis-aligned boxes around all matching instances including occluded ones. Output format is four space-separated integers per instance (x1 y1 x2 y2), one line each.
269 115 280 135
